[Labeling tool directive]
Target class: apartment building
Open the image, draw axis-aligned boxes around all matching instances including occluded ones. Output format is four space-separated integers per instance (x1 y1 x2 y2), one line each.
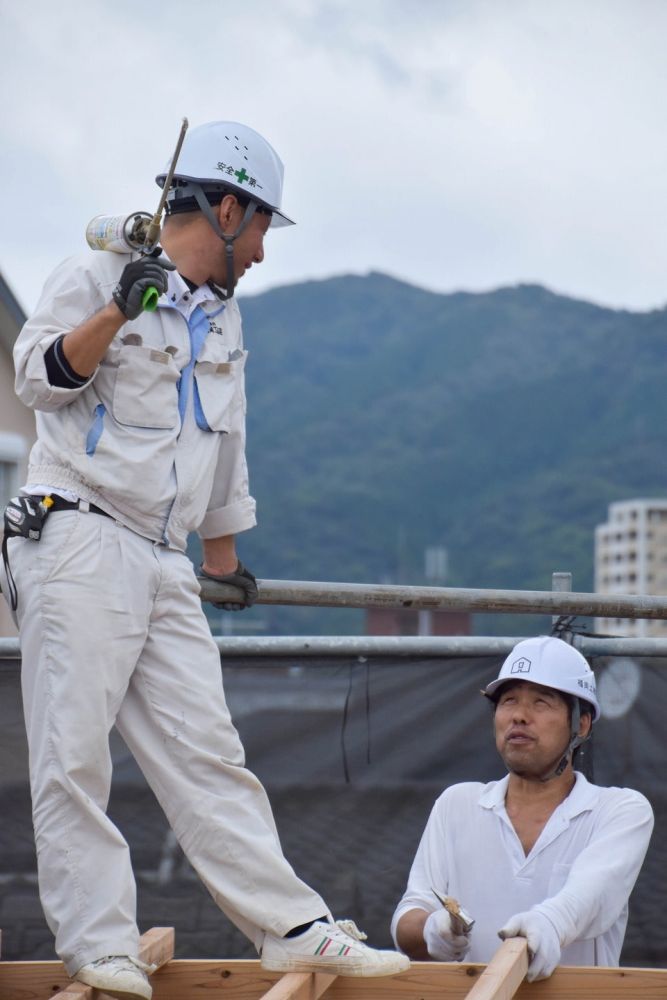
595 498 667 637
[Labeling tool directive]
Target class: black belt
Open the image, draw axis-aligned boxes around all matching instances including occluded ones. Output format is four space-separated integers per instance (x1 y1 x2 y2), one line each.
46 496 111 518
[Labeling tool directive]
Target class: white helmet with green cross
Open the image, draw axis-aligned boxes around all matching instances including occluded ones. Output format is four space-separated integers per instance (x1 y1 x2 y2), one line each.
155 120 294 297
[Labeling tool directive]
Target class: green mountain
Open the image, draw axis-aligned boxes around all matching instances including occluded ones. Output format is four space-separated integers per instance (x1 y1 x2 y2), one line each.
202 273 667 633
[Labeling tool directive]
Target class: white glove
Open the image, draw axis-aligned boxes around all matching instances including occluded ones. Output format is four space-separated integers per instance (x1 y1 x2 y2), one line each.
499 910 561 982
423 909 471 961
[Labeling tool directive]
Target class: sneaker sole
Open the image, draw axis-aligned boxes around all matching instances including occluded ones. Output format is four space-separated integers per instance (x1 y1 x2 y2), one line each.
261 957 410 978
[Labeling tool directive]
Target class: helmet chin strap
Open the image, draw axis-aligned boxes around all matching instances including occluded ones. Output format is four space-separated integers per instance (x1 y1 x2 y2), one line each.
191 185 258 300
537 700 590 783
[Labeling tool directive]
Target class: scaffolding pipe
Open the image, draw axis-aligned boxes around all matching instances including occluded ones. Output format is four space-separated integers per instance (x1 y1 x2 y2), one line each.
199 576 667 620
2 634 667 661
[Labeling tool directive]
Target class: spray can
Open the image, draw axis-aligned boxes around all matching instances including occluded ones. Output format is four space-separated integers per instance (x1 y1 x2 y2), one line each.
85 212 152 253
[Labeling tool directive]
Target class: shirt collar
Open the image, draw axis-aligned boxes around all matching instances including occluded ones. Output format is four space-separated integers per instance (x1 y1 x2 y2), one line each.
479 774 510 811
478 770 599 818
161 258 221 314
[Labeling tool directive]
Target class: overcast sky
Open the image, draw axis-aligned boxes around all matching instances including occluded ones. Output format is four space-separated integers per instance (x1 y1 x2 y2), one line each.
2 0 667 315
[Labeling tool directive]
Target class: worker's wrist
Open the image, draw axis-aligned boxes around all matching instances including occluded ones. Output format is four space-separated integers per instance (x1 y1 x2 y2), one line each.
531 903 568 947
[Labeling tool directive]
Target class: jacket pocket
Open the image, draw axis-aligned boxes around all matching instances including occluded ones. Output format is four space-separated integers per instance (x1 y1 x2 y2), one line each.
193 350 246 432
112 344 180 428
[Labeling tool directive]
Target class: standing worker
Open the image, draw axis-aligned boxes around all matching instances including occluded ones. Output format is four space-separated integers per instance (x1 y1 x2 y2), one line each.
392 636 654 981
4 120 409 1000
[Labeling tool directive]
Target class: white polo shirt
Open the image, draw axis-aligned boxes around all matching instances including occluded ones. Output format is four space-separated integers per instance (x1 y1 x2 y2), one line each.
391 773 654 966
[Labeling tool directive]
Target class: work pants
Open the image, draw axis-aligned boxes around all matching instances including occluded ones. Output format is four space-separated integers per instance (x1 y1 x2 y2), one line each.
6 509 326 975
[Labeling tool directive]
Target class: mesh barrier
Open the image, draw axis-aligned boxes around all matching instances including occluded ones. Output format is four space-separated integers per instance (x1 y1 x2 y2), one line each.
0 654 665 966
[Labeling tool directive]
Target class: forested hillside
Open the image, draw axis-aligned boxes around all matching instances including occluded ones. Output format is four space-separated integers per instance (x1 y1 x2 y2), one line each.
201 273 667 632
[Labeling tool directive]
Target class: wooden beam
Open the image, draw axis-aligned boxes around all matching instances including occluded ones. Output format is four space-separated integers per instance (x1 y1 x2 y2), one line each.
258 970 337 1000
137 926 175 970
2 958 666 1000
39 986 89 1000
6 927 176 1000
463 939 528 1000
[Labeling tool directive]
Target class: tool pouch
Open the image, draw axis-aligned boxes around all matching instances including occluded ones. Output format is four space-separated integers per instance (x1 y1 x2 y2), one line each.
2 496 52 610
4 496 52 541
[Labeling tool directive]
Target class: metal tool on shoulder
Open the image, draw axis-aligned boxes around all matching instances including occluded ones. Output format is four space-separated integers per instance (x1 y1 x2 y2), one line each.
1 495 54 611
85 117 189 311
432 887 475 935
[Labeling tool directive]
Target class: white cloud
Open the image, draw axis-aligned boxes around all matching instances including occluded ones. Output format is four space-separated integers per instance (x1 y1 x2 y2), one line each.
1 0 667 312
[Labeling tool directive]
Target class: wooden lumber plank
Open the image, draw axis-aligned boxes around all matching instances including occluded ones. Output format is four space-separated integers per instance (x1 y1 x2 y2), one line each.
258 970 336 1000
2 958 666 1000
40 986 89 1000
137 926 175 969
0 927 175 1000
463 939 528 1000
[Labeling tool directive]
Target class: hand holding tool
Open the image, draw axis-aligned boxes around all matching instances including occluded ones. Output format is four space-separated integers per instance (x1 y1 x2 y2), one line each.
112 253 175 320
432 888 475 935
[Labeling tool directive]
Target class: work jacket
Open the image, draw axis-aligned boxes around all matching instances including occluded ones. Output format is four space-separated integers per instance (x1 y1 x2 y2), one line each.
14 251 257 551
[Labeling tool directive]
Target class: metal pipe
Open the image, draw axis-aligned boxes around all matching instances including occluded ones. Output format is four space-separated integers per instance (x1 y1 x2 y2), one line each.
199 576 667 620
2 634 667 662
211 635 667 658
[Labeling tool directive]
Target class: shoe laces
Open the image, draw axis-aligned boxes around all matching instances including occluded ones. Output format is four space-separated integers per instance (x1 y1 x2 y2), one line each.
91 955 157 975
334 919 368 942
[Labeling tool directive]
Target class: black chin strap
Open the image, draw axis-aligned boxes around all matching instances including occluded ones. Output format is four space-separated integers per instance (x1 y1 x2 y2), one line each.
538 700 590 782
191 185 258 300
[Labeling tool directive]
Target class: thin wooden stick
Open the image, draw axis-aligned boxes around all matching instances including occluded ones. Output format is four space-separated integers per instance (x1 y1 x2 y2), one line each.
463 938 529 1000
138 926 175 969
258 970 337 1000
47 926 175 1000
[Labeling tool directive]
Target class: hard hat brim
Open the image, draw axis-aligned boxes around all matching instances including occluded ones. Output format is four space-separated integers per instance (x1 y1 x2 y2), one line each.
482 675 600 722
156 172 295 228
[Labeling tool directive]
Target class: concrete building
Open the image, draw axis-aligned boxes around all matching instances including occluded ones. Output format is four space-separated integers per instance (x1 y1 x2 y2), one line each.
366 545 471 637
595 498 667 637
0 272 33 634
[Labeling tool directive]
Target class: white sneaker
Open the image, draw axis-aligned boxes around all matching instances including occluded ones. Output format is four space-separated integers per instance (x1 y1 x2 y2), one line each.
74 955 154 1000
261 919 410 977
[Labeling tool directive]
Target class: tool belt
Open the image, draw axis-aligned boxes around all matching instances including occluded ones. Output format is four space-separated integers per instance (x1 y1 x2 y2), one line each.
45 496 111 518
1 494 111 612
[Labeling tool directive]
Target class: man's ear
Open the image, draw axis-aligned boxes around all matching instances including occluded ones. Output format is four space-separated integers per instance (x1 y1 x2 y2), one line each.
578 711 593 740
218 194 239 231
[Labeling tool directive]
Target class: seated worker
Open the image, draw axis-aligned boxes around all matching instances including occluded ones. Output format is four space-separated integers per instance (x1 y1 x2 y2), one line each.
391 636 654 982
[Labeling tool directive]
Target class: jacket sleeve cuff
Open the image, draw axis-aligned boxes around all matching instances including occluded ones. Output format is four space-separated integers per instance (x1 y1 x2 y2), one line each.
198 496 257 539
23 335 95 409
44 335 90 388
533 896 579 946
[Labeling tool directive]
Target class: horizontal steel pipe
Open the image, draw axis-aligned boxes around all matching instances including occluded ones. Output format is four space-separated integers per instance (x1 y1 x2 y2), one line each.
3 634 667 662
198 577 667 620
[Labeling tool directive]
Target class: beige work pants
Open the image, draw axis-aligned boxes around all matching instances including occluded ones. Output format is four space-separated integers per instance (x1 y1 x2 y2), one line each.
7 508 326 975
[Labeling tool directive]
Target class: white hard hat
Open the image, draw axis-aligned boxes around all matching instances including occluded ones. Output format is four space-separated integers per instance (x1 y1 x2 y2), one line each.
156 120 294 227
483 636 600 722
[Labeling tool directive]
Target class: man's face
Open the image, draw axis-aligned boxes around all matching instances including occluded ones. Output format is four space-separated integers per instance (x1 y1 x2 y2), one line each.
493 681 572 778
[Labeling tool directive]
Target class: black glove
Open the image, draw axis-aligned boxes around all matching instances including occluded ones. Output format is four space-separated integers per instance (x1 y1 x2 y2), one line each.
112 251 176 320
201 561 259 611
